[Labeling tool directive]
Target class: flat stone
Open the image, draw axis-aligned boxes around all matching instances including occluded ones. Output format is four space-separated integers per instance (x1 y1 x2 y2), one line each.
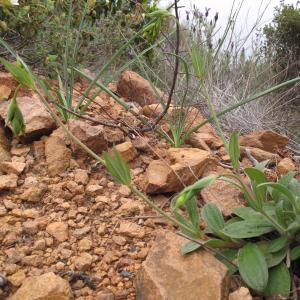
0 161 26 175
0 174 18 190
115 141 138 162
46 222 69 242
10 272 73 300
135 230 229 300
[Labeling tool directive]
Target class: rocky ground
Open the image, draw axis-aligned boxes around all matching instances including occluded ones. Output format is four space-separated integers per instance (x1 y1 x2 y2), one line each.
0 70 299 300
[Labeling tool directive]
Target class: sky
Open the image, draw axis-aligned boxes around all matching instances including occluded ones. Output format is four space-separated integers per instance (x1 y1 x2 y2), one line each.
160 0 299 51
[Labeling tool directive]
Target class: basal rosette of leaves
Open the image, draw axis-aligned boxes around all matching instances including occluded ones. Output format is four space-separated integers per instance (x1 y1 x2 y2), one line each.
174 131 300 297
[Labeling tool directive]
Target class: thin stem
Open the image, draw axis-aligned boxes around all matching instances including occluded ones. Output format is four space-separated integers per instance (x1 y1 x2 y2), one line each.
260 210 287 235
130 185 198 237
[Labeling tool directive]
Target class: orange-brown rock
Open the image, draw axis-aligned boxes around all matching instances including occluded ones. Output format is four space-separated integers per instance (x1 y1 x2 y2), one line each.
135 231 229 300
115 140 138 162
240 146 280 162
145 148 216 194
45 136 71 176
240 130 288 152
201 178 245 216
0 85 11 100
10 272 73 300
68 119 107 156
277 157 295 176
0 96 56 142
117 70 164 106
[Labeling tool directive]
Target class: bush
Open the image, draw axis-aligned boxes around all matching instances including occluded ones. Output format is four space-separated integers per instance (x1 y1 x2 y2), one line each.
0 0 160 75
263 1 300 77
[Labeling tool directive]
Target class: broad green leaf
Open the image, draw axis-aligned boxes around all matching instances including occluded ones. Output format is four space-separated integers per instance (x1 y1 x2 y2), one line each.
275 201 286 228
181 241 201 255
267 236 288 253
263 263 291 297
222 220 274 239
273 172 295 202
228 131 240 169
238 243 268 292
265 248 287 268
202 203 226 239
290 245 300 261
0 58 34 89
174 211 199 238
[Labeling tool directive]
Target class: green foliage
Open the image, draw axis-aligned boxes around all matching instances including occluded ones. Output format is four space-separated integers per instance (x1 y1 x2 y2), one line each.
174 131 300 296
264 2 300 76
0 0 160 75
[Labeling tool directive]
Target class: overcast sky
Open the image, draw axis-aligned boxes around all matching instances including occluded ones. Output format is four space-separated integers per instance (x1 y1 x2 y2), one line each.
160 0 299 51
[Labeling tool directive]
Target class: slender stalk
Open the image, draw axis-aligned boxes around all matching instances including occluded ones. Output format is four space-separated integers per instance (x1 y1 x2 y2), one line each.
259 210 287 235
130 185 198 237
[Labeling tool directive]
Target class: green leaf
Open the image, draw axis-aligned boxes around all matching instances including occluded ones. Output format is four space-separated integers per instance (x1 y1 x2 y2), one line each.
228 131 240 169
202 203 226 239
265 248 287 268
175 175 217 208
258 182 297 210
273 172 295 202
263 263 290 297
191 44 207 79
290 245 300 260
238 243 268 292
222 220 274 239
244 168 268 207
103 148 131 185
267 236 288 253
205 239 237 248
186 196 200 230
0 58 34 89
174 211 199 238
181 241 201 255
215 249 238 275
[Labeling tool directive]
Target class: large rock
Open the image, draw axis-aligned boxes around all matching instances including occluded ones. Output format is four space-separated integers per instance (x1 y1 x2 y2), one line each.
201 178 245 217
68 120 107 156
135 231 229 300
146 148 216 194
0 96 56 142
240 130 288 152
117 70 164 106
10 272 73 300
45 136 71 176
277 157 296 175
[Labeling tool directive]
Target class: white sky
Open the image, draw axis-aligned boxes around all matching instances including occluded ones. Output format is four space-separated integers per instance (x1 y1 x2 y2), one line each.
160 0 299 51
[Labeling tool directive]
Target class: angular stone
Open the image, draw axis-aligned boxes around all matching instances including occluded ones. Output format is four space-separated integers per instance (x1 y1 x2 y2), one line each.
68 119 107 156
0 96 56 142
135 231 229 300
240 130 288 152
45 136 71 176
8 269 26 287
201 178 245 217
0 161 26 175
0 125 11 162
74 169 89 185
118 221 145 238
74 252 93 271
277 157 296 176
146 148 216 194
20 185 47 202
0 174 18 190
229 287 252 300
46 222 68 242
0 85 11 100
115 141 138 162
241 146 280 162
117 70 163 106
10 272 73 300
